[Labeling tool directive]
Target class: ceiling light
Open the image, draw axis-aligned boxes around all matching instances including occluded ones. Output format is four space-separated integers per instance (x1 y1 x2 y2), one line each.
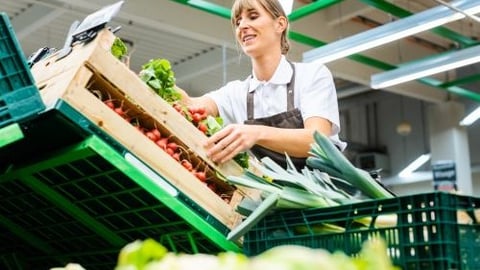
370 44 480 89
302 0 480 64
399 153 431 178
460 106 480 126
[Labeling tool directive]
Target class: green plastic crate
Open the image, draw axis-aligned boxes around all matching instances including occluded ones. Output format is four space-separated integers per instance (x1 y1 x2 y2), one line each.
0 103 240 270
244 192 480 270
0 12 45 128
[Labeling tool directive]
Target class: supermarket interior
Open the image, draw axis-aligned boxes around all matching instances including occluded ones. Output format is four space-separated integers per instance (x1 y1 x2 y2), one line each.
1 0 480 269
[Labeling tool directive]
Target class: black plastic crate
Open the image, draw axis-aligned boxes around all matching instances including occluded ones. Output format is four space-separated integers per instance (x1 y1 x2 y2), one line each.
244 192 480 270
0 12 45 128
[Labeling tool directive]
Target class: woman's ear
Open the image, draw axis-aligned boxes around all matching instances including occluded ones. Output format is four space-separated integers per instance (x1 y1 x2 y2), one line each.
276 16 288 33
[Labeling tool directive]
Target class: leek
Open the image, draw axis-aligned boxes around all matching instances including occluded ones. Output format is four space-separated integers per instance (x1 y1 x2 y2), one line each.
307 131 394 199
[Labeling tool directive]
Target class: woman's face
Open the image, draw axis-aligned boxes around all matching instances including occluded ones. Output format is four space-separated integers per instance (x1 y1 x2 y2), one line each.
234 1 285 58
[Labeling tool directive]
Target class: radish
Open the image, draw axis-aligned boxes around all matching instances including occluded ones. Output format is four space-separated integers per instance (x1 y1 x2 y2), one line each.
192 112 203 123
165 147 175 156
156 137 168 149
167 142 178 152
151 128 161 140
181 159 193 171
145 131 157 141
114 107 125 116
194 171 207 182
172 152 181 161
104 100 115 109
197 122 208 134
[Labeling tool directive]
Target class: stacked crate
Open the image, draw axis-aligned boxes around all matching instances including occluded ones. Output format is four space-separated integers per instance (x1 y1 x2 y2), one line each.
0 13 45 147
0 27 254 269
243 192 480 270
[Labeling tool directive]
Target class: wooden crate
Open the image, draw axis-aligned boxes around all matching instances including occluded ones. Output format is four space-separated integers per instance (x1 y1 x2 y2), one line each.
31 29 256 232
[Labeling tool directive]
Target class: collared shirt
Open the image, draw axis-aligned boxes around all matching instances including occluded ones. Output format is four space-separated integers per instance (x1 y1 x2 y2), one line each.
206 55 347 150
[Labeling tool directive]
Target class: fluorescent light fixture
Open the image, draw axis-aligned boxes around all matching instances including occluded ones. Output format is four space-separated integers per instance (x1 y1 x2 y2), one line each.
399 153 431 178
302 0 480 64
460 106 480 126
371 44 480 89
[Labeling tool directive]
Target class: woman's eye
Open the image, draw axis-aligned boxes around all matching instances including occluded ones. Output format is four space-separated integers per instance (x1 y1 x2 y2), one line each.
235 17 243 26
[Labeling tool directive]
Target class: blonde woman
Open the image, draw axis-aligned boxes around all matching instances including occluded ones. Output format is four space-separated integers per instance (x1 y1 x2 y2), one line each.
181 0 345 169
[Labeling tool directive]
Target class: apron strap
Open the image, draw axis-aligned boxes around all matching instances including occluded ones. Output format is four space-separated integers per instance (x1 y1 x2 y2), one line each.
247 61 296 120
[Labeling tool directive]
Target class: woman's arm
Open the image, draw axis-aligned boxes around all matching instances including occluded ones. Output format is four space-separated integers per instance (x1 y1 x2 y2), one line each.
205 116 332 164
176 86 219 117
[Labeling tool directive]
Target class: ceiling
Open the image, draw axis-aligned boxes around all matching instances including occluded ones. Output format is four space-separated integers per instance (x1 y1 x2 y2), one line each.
3 0 480 102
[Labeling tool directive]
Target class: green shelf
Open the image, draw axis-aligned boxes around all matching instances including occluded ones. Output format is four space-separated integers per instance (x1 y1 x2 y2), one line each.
0 102 240 270
244 192 480 270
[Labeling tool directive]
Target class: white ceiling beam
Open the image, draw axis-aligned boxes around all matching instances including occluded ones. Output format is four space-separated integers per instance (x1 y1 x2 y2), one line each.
326 58 448 103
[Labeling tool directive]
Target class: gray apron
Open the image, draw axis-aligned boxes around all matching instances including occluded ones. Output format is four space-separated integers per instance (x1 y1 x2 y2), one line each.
244 62 307 170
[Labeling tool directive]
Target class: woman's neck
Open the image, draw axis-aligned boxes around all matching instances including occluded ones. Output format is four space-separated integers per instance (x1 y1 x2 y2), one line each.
251 53 282 81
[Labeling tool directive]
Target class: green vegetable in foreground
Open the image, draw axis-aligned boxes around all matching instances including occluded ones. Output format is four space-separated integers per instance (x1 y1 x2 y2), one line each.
112 237 399 270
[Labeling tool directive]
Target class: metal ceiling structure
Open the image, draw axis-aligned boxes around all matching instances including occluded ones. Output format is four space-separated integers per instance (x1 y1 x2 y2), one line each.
3 0 480 103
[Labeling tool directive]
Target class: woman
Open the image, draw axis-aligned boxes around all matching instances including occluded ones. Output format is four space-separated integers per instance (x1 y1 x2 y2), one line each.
181 0 346 169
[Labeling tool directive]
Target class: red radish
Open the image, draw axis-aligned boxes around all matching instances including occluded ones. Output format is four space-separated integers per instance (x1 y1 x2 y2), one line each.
156 137 168 149
145 131 157 141
151 128 161 139
181 160 193 171
166 147 174 156
172 152 180 161
196 107 206 115
192 112 202 123
114 107 124 116
167 142 178 152
104 100 115 109
194 171 207 182
197 123 208 134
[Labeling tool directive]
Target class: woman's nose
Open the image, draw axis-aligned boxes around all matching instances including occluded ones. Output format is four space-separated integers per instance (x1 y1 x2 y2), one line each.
237 18 248 28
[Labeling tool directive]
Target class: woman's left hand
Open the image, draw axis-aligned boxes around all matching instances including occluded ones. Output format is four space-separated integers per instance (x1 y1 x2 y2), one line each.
204 124 258 164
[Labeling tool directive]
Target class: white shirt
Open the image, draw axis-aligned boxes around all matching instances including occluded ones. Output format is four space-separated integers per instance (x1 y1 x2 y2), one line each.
206 55 347 151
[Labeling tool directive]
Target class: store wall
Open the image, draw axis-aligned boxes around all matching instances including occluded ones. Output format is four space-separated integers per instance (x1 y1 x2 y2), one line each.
339 91 430 176
339 90 480 197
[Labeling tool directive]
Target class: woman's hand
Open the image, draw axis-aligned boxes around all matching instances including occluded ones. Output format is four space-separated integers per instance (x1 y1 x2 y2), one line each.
204 124 259 164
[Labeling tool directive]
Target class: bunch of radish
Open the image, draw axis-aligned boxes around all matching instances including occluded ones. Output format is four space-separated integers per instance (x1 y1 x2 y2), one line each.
172 103 212 135
99 96 229 201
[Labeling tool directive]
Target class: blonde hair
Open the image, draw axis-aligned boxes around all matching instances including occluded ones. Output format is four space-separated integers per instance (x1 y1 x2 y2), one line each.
231 0 290 54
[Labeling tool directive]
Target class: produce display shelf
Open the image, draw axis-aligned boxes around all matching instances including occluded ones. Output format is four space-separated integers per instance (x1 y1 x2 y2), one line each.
244 192 480 270
30 27 250 234
0 102 240 270
0 123 23 148
0 12 45 129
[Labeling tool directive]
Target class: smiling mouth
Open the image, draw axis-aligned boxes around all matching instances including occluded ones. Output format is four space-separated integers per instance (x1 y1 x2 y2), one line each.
242 35 256 44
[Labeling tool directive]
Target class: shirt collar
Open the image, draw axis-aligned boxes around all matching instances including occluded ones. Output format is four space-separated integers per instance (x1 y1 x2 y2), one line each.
248 55 293 93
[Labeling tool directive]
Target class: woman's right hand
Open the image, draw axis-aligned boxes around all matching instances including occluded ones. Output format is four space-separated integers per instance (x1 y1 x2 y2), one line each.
204 124 259 164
